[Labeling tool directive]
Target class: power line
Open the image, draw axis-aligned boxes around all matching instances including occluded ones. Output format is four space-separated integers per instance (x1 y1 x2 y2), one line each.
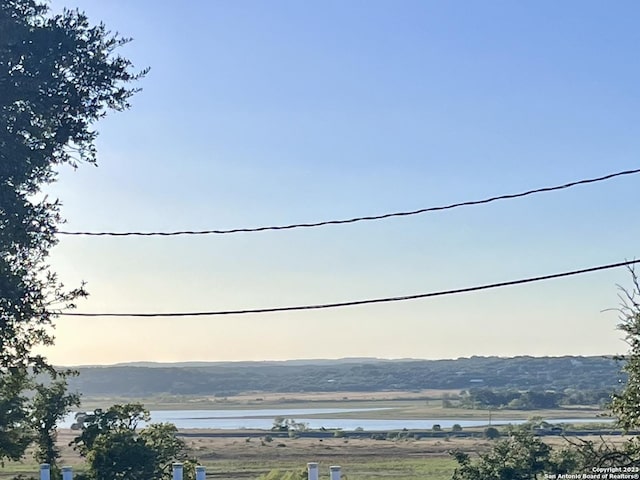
57 258 639 317
58 168 640 237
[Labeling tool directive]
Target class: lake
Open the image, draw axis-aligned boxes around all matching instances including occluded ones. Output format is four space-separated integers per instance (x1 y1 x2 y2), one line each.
60 408 611 430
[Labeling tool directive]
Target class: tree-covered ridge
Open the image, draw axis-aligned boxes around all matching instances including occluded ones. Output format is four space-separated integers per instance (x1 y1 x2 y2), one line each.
66 355 623 396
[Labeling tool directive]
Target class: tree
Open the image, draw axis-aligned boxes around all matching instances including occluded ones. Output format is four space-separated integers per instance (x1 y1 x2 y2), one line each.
0 368 32 464
31 374 81 474
568 266 640 467
270 417 308 432
610 269 640 433
451 270 640 476
483 427 500 440
557 267 640 468
0 0 145 461
0 0 145 372
272 417 288 431
0 369 79 468
72 404 195 480
451 429 579 480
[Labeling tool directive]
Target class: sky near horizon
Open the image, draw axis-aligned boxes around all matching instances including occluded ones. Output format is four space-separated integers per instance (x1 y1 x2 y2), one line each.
41 0 640 365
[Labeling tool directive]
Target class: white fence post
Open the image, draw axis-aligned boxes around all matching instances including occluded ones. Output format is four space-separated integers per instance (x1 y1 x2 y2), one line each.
172 463 183 480
307 463 319 480
329 466 341 480
40 464 50 480
62 466 73 480
195 465 206 480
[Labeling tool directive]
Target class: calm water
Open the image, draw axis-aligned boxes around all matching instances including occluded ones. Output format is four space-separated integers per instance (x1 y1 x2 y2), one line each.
60 408 610 430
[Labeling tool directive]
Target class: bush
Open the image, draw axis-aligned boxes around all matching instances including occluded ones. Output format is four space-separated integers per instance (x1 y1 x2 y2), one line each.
484 427 500 440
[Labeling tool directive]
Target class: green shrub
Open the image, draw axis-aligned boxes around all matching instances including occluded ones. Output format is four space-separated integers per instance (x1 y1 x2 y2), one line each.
484 427 500 440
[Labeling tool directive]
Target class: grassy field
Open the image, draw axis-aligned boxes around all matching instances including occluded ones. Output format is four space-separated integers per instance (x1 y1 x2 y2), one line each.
4 430 629 480
186 432 468 479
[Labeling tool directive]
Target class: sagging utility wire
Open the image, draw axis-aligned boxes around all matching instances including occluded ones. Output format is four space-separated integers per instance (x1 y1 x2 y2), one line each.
56 258 640 317
57 168 640 237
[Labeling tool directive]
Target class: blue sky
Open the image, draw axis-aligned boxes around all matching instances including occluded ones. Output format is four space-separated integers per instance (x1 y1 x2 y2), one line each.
43 0 640 365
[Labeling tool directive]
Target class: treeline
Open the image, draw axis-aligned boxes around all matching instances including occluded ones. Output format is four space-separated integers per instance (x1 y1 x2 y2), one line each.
65 356 624 396
457 387 614 410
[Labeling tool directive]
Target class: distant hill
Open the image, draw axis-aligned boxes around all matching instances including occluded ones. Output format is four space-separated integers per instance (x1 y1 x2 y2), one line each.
63 355 624 397
98 357 408 368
